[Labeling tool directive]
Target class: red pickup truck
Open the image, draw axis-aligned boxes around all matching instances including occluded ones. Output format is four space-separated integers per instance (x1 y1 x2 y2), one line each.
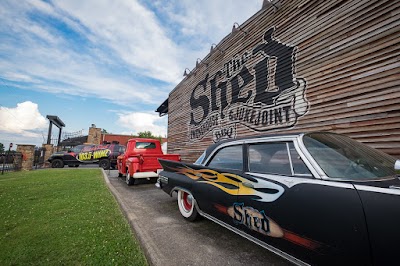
117 138 181 185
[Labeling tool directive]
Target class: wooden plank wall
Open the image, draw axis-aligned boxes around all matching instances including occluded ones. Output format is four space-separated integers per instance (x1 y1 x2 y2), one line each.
167 0 400 162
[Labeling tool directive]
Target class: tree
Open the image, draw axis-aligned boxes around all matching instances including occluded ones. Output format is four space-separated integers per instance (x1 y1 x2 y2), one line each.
137 131 153 138
136 131 162 143
101 129 108 134
0 143 4 153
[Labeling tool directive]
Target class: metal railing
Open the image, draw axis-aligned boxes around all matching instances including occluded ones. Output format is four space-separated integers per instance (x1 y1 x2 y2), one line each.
1 152 22 174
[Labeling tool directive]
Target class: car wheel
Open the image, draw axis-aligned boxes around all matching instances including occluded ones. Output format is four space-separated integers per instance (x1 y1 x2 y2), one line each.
125 169 135 186
99 159 110 170
74 165 79 167
177 190 200 222
51 159 64 168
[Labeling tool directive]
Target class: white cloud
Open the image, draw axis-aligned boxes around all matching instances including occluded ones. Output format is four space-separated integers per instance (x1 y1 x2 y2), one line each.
53 0 182 83
0 101 47 136
117 111 167 137
150 1 261 48
0 0 262 130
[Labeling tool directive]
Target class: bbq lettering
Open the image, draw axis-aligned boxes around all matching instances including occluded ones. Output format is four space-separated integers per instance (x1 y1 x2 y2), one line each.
189 27 309 142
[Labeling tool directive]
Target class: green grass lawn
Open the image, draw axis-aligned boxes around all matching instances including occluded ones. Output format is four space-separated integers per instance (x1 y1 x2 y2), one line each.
0 169 147 265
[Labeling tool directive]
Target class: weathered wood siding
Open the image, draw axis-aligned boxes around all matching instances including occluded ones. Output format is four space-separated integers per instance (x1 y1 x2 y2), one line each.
167 0 400 162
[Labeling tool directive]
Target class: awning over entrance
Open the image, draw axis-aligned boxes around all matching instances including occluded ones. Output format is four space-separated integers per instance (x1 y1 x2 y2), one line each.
155 98 168 116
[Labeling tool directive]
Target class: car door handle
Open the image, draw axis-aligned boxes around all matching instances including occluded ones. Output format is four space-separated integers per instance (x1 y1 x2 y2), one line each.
242 182 254 188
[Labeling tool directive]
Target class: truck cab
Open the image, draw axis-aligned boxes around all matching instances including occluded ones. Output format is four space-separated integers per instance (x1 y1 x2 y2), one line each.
117 138 180 185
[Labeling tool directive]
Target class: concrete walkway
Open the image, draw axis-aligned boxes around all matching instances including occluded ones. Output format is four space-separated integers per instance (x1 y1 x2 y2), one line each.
102 169 290 266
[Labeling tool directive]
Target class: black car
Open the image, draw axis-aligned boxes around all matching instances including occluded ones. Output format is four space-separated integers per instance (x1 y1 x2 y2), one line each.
157 132 400 265
48 143 125 169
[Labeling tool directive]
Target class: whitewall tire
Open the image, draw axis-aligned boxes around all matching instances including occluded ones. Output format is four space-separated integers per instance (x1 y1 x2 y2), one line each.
177 190 199 221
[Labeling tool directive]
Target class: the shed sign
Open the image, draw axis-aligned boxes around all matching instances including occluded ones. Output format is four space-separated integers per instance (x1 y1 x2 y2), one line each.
189 28 309 142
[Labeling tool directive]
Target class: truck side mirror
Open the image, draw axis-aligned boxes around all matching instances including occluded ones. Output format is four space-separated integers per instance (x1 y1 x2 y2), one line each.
395 160 400 176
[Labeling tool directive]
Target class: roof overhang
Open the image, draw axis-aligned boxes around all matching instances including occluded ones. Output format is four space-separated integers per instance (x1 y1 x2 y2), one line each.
155 98 168 117
46 115 65 128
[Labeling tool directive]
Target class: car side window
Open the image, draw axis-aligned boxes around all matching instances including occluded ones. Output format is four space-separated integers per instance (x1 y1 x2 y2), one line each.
207 145 243 171
249 143 291 175
288 142 312 177
71 145 84 153
248 142 312 177
81 145 94 152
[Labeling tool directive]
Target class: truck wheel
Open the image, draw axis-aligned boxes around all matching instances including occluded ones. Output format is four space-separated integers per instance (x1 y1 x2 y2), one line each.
125 169 135 186
99 159 110 170
118 172 123 177
51 159 64 168
177 190 200 222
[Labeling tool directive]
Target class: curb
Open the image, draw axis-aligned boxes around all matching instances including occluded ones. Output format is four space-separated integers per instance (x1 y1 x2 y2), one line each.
101 169 155 266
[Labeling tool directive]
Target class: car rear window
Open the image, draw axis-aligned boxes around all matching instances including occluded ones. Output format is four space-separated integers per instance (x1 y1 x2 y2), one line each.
136 142 156 149
303 132 396 180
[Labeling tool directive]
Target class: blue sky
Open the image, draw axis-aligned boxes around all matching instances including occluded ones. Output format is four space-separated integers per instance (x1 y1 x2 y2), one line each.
0 0 262 148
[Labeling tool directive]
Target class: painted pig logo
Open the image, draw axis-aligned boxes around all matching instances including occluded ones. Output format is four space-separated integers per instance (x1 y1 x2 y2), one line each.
189 27 309 142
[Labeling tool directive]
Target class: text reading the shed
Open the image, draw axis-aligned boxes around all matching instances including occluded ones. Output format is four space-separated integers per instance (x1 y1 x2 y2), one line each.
189 28 309 142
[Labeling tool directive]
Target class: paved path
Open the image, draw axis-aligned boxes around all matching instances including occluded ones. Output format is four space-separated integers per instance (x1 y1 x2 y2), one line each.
104 170 291 266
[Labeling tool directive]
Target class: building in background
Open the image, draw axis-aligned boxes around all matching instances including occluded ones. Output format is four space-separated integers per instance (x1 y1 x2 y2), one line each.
59 124 167 149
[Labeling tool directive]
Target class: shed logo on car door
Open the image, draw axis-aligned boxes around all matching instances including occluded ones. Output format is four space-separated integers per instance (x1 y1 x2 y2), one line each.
189 27 309 142
229 203 284 238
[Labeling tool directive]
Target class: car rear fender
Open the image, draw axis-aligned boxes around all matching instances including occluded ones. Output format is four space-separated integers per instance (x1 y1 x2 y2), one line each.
48 156 63 162
170 186 202 213
354 178 400 265
127 157 140 172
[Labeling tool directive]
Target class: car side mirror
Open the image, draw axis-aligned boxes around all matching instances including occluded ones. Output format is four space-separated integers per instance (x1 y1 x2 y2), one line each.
395 160 400 176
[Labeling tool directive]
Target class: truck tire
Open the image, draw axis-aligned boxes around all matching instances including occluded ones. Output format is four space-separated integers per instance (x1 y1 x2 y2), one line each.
51 159 64 168
126 169 135 186
99 159 110 170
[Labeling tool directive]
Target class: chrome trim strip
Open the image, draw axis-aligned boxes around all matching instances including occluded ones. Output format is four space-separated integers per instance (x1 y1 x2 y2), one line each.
296 135 327 179
197 209 309 266
354 185 400 196
203 136 298 165
158 174 169 184
170 186 191 197
286 142 295 176
247 172 355 189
